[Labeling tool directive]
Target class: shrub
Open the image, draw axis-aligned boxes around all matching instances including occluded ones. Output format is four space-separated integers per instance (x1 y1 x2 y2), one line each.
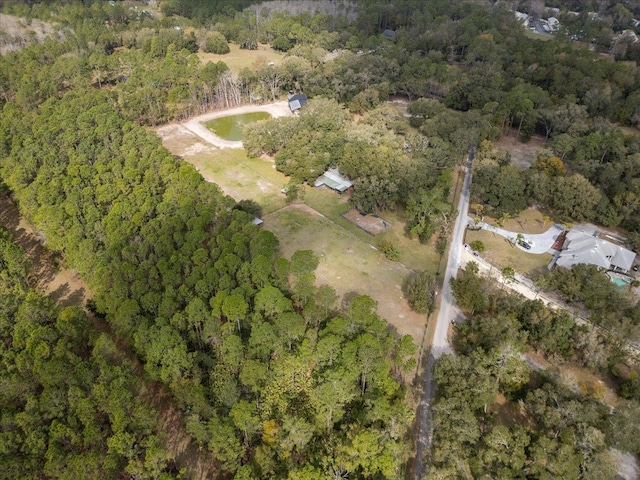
469 240 485 253
377 239 400 261
403 271 437 314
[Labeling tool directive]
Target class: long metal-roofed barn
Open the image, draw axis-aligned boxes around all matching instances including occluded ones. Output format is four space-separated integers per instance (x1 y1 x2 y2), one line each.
314 168 353 194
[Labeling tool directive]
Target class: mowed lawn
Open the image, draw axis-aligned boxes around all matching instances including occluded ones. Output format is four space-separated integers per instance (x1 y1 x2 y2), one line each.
197 44 283 72
263 204 427 342
303 187 442 274
187 148 288 213
468 199 556 278
155 124 288 213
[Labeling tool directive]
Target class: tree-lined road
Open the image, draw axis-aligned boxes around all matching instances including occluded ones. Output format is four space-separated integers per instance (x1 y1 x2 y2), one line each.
413 148 474 480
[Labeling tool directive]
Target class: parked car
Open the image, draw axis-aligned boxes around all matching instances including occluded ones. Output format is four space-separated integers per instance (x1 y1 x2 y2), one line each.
519 240 532 250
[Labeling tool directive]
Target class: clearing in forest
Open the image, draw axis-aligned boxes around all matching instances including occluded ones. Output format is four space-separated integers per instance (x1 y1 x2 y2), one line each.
494 130 546 169
197 43 283 72
156 123 289 214
0 13 65 54
264 203 426 343
156 117 434 345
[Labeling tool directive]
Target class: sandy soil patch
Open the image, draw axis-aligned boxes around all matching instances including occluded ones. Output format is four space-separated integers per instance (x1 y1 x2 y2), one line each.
0 194 90 306
343 208 392 236
495 130 546 169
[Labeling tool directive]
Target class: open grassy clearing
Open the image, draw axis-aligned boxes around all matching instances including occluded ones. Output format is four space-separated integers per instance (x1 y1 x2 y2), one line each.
472 207 556 234
197 43 283 72
263 204 427 343
303 187 441 273
155 124 288 213
523 29 554 41
190 148 288 214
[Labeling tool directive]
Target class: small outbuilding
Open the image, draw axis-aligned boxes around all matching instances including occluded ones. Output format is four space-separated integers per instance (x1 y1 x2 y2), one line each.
314 168 353 194
288 93 307 113
383 29 396 40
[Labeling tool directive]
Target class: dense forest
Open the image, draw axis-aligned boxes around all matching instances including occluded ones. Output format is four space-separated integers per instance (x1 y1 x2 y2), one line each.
0 228 174 478
434 262 640 479
2 0 640 478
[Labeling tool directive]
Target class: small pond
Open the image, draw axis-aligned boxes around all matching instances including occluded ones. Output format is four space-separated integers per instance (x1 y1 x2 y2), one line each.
205 112 271 141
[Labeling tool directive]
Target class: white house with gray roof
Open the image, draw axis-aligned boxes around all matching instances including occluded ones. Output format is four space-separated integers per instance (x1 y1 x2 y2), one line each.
556 229 636 273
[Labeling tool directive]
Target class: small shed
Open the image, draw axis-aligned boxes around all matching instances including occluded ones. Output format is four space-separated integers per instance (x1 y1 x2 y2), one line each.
314 168 353 193
251 217 264 227
288 93 308 113
383 29 396 40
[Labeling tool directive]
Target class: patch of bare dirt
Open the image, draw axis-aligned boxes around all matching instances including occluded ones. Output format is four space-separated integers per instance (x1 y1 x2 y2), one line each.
495 130 546 170
0 195 89 305
0 13 66 55
343 208 392 236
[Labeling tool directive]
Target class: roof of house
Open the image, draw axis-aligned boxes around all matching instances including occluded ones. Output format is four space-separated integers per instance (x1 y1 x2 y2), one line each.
383 29 396 39
556 229 636 271
288 93 307 112
314 168 353 193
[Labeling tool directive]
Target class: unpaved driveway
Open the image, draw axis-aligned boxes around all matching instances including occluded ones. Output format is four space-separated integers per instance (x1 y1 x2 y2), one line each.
181 101 291 148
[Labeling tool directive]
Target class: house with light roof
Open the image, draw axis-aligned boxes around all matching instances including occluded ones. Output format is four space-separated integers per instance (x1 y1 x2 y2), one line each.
556 228 636 273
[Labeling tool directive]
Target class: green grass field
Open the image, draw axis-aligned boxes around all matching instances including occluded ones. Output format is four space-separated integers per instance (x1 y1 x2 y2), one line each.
197 44 283 73
178 145 289 214
302 187 442 273
263 204 427 342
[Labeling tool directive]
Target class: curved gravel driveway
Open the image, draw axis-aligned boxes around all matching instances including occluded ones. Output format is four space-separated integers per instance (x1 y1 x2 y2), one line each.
181 101 292 149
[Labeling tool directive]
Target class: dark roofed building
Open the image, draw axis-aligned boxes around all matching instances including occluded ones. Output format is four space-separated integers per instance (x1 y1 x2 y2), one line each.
288 93 307 113
383 29 396 40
